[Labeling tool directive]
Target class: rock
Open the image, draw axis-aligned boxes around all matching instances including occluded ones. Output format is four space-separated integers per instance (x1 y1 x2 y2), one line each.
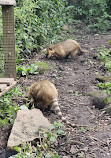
89 86 99 92
7 109 51 149
103 104 111 115
89 90 107 109
96 76 111 82
58 65 64 71
94 34 99 40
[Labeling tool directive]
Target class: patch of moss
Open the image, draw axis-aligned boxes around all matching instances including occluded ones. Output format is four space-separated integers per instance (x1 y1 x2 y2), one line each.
35 62 50 74
96 76 111 83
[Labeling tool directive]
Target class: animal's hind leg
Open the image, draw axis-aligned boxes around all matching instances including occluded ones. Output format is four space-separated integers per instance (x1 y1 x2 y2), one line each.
64 53 70 59
71 49 78 58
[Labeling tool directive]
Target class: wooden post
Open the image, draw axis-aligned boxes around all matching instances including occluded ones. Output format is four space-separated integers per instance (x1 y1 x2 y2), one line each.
2 5 16 80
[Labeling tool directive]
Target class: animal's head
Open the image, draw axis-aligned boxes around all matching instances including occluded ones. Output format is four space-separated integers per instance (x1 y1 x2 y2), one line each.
46 47 55 58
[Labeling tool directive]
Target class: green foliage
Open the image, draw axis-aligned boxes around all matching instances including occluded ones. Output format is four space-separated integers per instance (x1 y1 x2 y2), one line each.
17 62 49 76
69 0 111 32
36 62 50 74
97 46 111 71
36 62 49 70
15 0 72 53
106 0 111 14
28 64 39 75
17 65 29 76
0 87 22 126
98 82 111 93
10 122 66 158
17 64 38 76
98 82 111 103
97 46 111 103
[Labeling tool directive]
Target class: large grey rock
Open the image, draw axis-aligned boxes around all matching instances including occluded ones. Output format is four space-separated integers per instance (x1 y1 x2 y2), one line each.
7 109 51 149
89 89 107 109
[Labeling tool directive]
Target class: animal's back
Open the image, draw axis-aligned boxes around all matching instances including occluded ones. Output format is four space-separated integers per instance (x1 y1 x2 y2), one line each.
37 80 58 102
49 39 79 55
60 39 79 53
28 80 58 107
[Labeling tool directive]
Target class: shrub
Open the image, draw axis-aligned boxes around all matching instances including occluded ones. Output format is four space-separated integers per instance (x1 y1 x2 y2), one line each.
68 0 111 32
15 0 72 53
0 88 22 126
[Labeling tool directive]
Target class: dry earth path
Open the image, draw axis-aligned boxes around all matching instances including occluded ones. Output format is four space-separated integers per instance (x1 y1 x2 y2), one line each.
0 31 111 158
18 31 111 158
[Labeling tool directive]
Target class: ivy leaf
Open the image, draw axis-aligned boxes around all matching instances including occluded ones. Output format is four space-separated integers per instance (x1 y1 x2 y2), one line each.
50 136 56 142
14 146 21 152
57 129 66 135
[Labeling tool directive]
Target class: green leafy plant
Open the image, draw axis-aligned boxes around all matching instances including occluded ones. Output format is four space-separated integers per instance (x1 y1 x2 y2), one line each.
0 87 22 126
69 0 111 33
98 82 111 103
10 122 66 158
97 46 111 103
28 64 39 75
15 0 73 54
17 62 50 77
17 64 38 76
17 65 29 76
97 46 111 71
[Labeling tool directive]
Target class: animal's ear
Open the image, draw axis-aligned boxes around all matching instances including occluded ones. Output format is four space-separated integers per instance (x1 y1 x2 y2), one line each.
49 47 52 51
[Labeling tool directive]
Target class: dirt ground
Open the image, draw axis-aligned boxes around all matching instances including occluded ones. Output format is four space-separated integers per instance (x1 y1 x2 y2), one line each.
0 30 111 158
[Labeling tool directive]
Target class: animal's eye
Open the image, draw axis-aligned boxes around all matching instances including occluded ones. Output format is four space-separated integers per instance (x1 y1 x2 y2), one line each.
49 47 52 51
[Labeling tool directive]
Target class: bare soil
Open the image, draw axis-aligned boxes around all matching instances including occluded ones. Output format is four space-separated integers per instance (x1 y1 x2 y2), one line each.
0 30 111 158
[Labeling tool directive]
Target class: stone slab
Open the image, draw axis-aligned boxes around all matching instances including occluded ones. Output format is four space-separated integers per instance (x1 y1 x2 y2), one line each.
0 84 7 92
7 109 51 149
0 78 15 86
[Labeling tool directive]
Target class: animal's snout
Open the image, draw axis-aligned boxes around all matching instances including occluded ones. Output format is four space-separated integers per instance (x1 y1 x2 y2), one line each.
45 53 51 58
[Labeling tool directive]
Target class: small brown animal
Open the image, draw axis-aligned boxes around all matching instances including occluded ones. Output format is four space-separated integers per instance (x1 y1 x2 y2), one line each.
28 80 80 127
46 39 87 59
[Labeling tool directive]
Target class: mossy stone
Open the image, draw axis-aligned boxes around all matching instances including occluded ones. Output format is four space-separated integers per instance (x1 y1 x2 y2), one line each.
89 90 107 109
96 76 111 82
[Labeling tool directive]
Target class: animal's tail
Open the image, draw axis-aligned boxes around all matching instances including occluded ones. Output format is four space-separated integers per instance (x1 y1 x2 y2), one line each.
78 45 88 54
52 98 64 120
52 98 87 128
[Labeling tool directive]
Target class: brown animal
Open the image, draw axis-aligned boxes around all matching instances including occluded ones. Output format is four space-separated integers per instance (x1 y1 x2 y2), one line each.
46 39 87 59
28 79 82 127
